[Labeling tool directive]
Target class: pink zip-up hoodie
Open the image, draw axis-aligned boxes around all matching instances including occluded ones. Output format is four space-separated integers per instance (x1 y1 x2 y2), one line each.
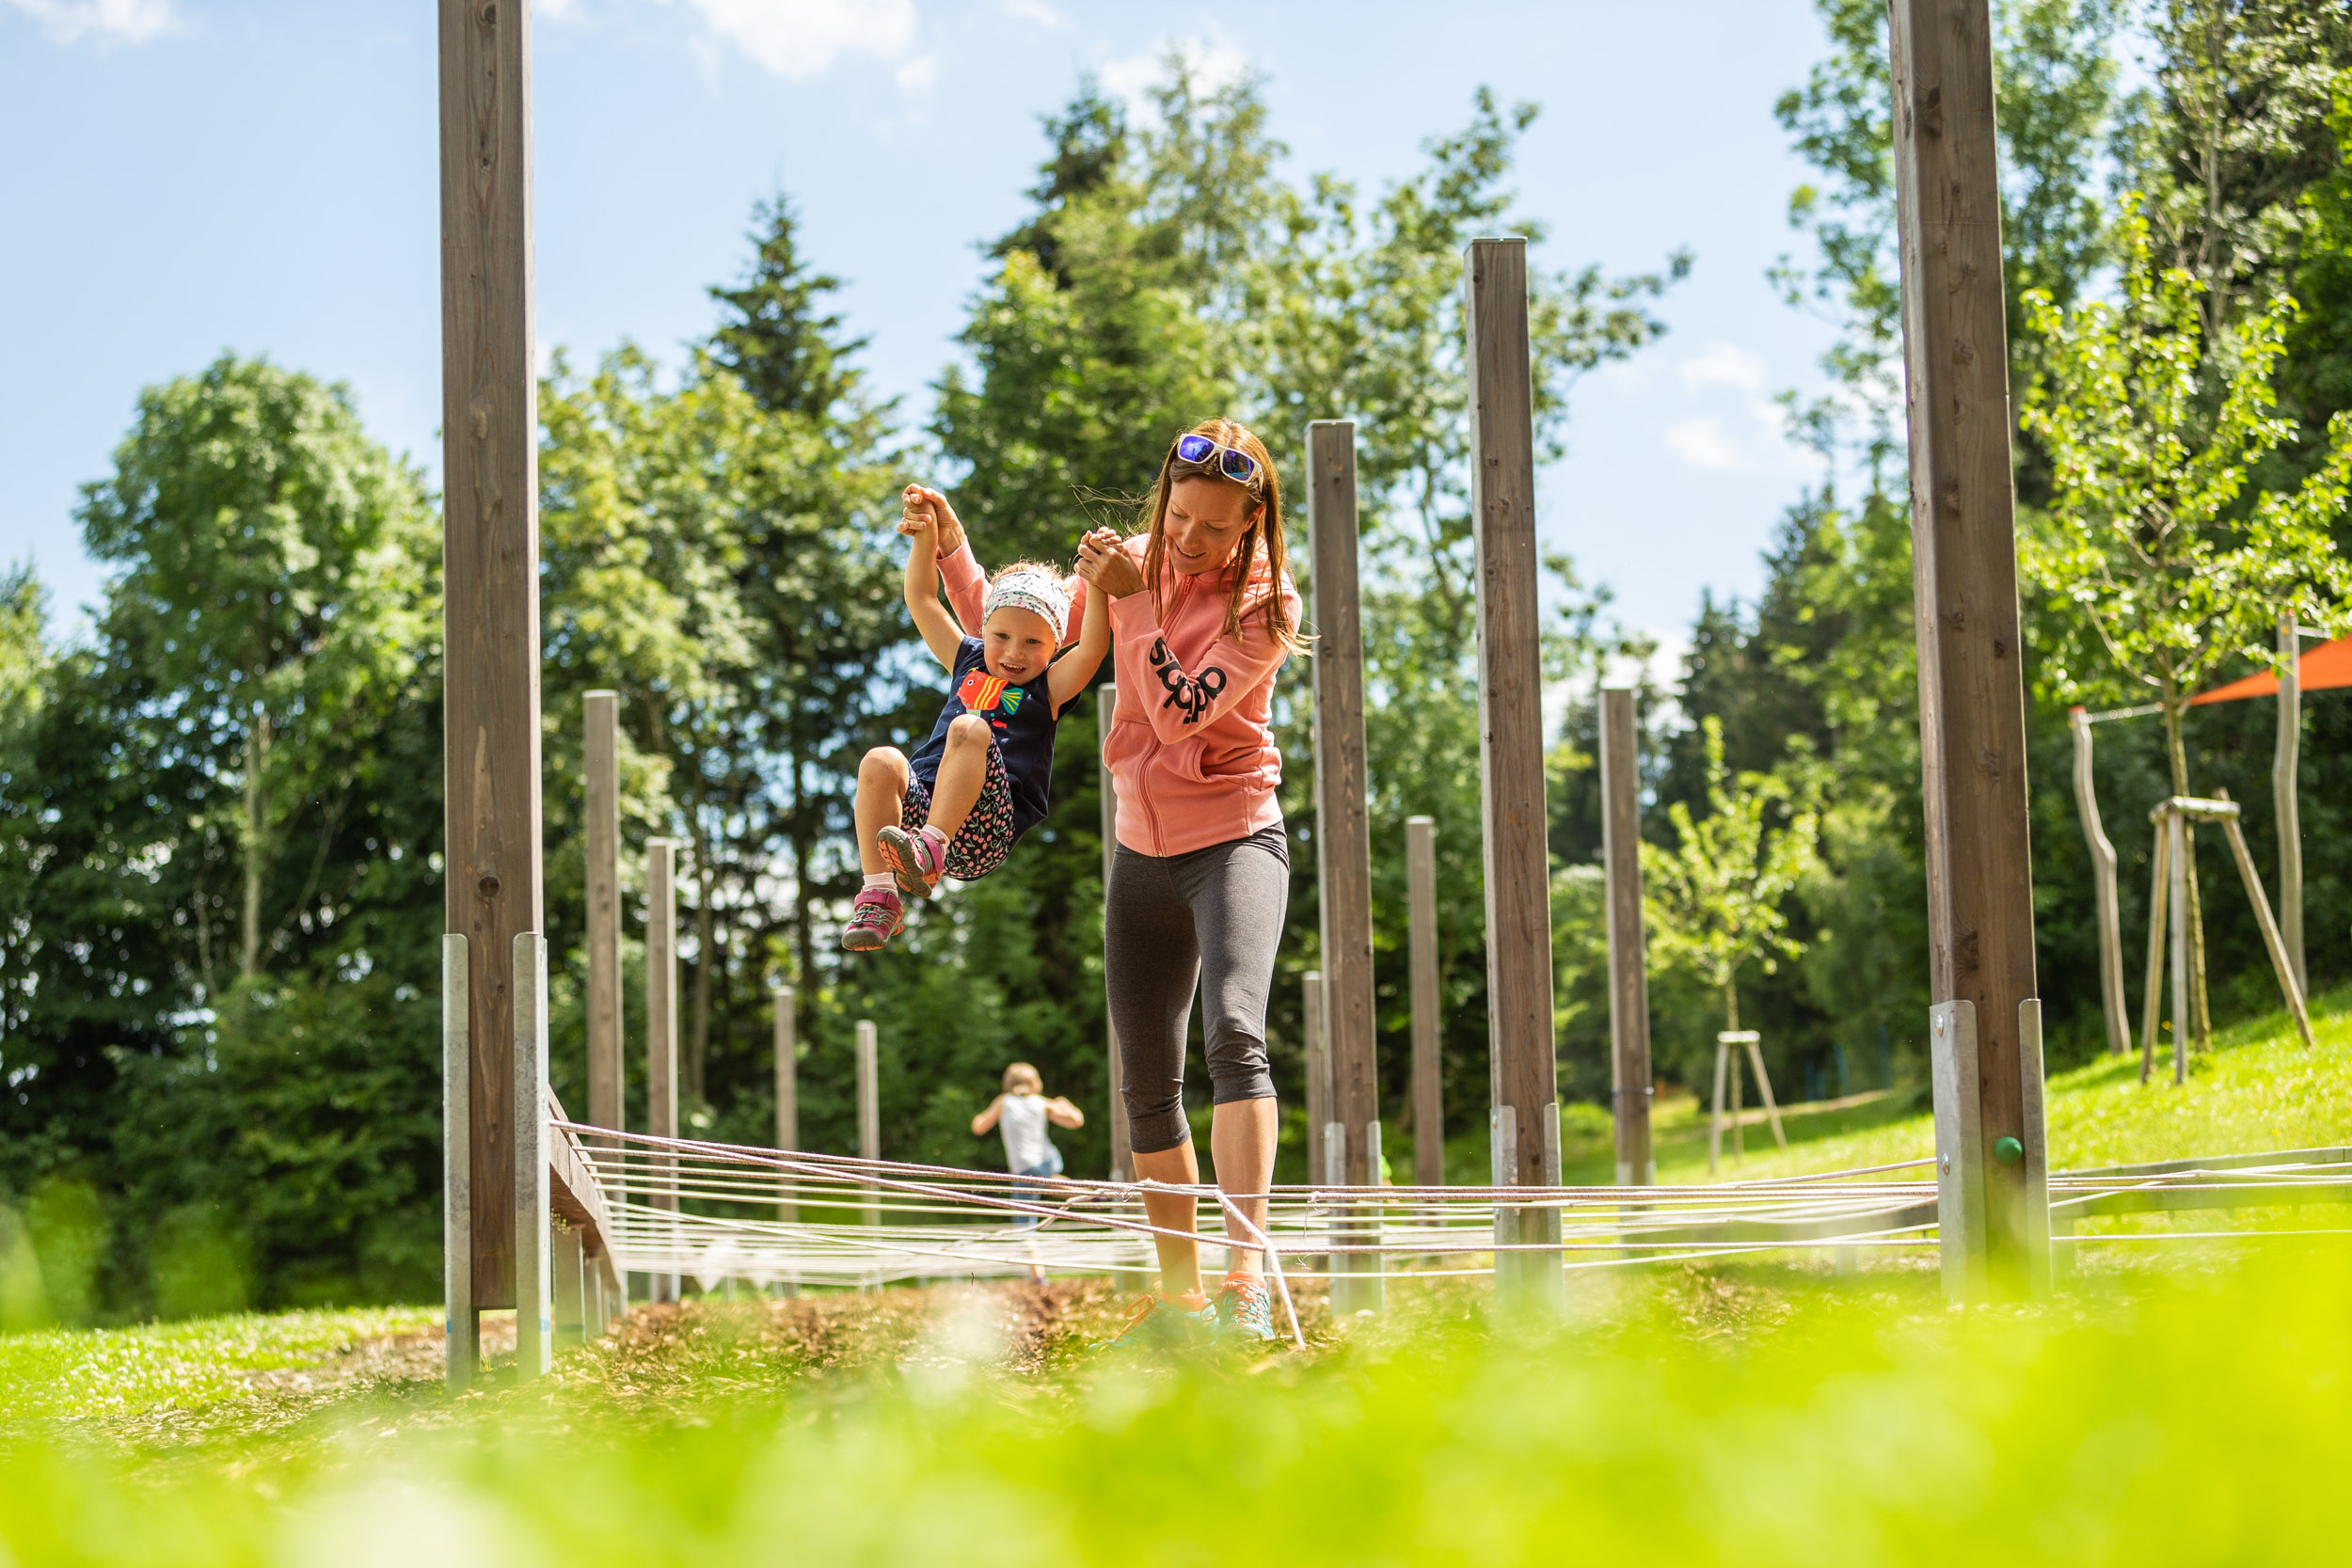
939 536 1299 858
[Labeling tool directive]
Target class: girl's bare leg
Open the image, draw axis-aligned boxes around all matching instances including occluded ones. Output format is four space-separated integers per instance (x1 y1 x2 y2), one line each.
924 715 992 841
1210 1096 1278 1278
1129 1142 1202 1298
854 748 911 874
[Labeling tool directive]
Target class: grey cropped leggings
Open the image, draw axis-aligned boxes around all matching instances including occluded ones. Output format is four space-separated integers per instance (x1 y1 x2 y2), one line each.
1106 824 1290 1154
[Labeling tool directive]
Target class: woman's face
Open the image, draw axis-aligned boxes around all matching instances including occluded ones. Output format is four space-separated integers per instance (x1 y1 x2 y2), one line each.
1163 474 1262 576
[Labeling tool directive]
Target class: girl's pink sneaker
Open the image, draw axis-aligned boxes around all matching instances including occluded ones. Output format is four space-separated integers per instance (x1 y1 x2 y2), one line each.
875 824 946 901
841 886 904 951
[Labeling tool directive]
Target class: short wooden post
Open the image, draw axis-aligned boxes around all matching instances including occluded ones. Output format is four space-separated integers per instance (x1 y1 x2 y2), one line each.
772 982 797 1226
552 1219 584 1351
1406 817 1443 1189
441 933 475 1388
1465 235 1563 1308
439 0 542 1332
856 1018 880 1227
1309 420 1381 1312
2069 709 2131 1054
645 837 680 1302
584 691 625 1139
2138 816 2170 1083
2168 804 2190 1087
1742 1034 1788 1150
2275 612 2305 994
1599 689 1654 1186
1097 684 1133 1184
1890 0 2046 1300
1303 969 1328 1186
513 932 552 1377
2213 790 2315 1047
1707 1035 1729 1179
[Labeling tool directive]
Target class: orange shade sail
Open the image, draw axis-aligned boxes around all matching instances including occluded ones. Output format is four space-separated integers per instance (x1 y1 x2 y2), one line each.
2189 636 2352 705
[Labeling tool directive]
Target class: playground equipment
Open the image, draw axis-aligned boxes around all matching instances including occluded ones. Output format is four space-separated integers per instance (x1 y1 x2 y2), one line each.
1708 1032 1788 1177
1599 689 1655 1187
437 0 2111 1383
2140 794 2313 1086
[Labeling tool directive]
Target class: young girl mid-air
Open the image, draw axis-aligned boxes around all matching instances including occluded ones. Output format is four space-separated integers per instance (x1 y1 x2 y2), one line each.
842 487 1109 951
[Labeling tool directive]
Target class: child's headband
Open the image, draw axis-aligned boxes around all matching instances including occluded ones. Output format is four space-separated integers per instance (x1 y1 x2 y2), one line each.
984 569 1070 643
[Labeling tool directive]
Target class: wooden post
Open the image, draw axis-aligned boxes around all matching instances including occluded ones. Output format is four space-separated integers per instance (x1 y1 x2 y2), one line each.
584 691 624 1140
439 0 541 1324
772 981 796 1227
1309 420 1381 1312
1465 236 1563 1307
2168 804 2190 1087
1889 0 2045 1300
1097 685 1133 1184
645 837 679 1302
1741 1034 1788 1150
2137 816 2170 1084
1707 1036 1728 1179
856 1019 880 1227
1303 969 1328 1184
441 933 474 1388
2070 709 2131 1054
2211 792 2314 1048
2276 613 2305 995
512 932 551 1377
552 1219 583 1351
1599 689 1654 1186
1406 817 1443 1189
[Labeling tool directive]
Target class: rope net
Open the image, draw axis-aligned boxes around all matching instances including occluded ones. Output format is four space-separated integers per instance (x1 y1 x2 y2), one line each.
564 1122 2352 1305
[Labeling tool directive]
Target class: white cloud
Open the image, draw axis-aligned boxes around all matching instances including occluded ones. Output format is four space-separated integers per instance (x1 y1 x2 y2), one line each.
538 0 582 17
4 0 177 45
1665 417 1743 471
893 52 937 94
1001 0 1063 26
657 0 919 83
1100 24 1250 120
1677 341 1768 393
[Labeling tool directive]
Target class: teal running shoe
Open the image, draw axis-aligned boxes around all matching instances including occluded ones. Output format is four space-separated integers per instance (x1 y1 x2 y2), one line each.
1104 1291 1216 1351
1214 1271 1277 1343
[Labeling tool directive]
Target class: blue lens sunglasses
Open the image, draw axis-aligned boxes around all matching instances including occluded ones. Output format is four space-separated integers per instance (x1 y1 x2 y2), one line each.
1172 432 1261 487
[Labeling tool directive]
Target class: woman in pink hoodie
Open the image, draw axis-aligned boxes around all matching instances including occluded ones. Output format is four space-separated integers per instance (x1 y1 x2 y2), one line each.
916 420 1303 1344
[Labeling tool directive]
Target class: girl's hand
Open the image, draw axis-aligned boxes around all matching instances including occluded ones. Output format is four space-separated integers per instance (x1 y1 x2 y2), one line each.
899 484 966 555
1077 530 1145 598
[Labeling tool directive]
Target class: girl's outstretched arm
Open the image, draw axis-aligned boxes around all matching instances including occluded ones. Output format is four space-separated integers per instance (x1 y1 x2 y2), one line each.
1047 578 1112 717
901 503 964 671
971 1094 1006 1136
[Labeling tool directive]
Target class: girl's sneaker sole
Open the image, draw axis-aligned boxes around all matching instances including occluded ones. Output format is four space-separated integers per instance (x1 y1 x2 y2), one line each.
875 826 940 902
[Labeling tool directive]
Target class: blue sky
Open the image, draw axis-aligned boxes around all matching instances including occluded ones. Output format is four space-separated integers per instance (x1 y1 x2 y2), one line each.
1 0 1843 652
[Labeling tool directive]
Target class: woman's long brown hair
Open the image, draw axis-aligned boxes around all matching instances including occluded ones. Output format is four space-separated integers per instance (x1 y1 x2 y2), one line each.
1137 419 1305 654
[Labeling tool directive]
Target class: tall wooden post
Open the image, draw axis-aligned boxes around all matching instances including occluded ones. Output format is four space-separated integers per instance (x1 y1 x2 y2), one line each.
439 0 541 1336
1890 0 2048 1302
1097 685 1133 1183
1465 236 1562 1307
1599 689 1654 1186
2168 804 2191 1088
2276 613 2304 994
1309 421 1381 1311
1303 969 1328 1183
512 932 551 1376
584 691 624 1136
1406 817 1443 1189
855 1019 881 1227
2069 709 2130 1054
772 981 796 1227
645 837 679 1302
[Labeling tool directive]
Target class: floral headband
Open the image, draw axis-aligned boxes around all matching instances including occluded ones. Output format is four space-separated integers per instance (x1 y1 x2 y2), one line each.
984 568 1070 642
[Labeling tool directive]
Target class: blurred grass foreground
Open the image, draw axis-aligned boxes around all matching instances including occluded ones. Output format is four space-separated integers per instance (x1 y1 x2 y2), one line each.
4 990 2348 1564
1 1251 2346 1561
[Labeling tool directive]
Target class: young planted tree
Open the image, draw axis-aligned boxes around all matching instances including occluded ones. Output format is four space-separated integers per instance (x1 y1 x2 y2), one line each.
1643 718 1824 1055
2020 204 2352 1046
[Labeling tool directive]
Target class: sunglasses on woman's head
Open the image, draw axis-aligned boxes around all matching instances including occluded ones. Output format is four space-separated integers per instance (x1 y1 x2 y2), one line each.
1173 433 1260 487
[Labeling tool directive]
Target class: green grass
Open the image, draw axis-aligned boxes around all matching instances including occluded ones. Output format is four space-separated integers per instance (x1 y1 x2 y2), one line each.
5 1255 2352 1564
0 1305 442 1423
3 991 2347 1563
